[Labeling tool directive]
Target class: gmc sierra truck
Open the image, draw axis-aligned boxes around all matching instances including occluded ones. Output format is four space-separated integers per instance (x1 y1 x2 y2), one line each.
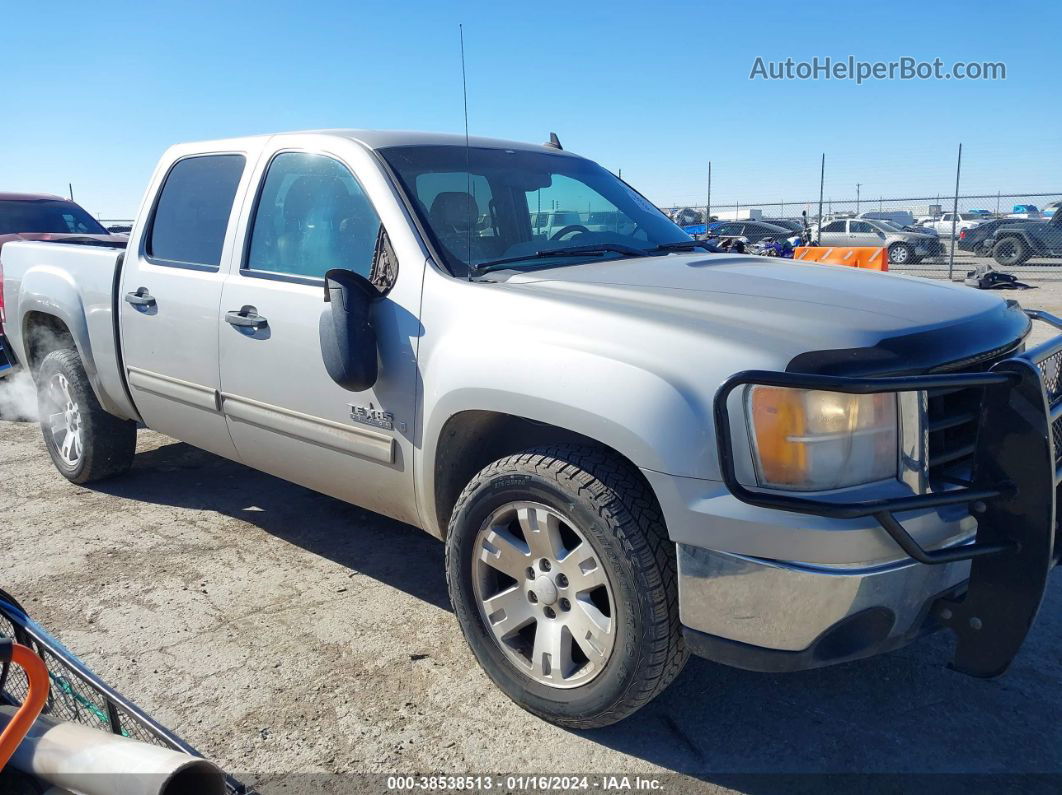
1 130 1059 728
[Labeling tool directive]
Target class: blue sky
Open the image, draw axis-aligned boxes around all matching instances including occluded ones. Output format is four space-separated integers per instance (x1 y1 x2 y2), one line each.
5 0 1060 218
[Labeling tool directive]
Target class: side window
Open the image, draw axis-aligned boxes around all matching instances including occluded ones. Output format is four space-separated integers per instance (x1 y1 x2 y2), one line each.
148 154 245 267
247 152 381 279
822 221 846 233
850 221 873 233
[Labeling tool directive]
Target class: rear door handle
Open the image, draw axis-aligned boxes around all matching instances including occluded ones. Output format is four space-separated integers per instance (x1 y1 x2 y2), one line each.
124 288 156 307
225 305 268 330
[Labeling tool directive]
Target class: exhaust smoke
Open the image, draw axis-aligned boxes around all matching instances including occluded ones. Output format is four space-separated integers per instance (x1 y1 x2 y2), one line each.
0 369 38 422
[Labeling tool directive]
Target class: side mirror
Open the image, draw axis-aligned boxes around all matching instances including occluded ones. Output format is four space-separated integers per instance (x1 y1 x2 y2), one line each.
877 231 886 239
319 269 378 391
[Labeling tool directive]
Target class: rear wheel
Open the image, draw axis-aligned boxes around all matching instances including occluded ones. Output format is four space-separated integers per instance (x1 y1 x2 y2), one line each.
446 445 687 728
37 349 136 484
993 236 1029 267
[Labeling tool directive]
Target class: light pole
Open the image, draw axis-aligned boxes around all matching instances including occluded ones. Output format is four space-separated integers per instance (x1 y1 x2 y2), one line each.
856 183 861 214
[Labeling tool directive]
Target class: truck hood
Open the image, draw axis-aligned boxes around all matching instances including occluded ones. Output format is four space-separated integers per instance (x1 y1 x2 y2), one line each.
499 252 1029 372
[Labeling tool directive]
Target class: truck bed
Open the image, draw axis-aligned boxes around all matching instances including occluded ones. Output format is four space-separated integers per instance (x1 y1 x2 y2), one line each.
1 239 137 420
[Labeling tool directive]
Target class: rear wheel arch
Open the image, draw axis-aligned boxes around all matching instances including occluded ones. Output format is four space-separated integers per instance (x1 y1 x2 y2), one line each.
21 311 77 374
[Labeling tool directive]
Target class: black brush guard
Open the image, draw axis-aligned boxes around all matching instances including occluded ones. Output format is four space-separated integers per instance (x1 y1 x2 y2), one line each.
714 309 1062 678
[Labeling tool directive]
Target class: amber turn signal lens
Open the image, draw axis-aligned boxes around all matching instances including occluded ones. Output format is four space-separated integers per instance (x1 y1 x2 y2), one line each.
747 386 898 491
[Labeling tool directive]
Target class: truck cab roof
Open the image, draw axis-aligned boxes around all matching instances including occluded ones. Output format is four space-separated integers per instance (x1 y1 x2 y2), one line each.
174 129 579 157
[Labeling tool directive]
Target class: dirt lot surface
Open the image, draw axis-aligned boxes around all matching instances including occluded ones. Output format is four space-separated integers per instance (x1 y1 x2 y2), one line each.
3 276 1062 794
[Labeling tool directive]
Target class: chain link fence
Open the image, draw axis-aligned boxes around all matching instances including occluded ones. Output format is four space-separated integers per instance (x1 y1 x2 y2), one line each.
662 191 1061 280
656 142 1061 281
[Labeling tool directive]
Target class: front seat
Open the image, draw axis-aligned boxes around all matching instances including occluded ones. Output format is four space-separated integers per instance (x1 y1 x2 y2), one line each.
428 191 486 272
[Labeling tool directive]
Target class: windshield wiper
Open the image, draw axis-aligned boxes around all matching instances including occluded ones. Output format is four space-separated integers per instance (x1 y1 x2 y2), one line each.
647 240 714 253
473 243 649 274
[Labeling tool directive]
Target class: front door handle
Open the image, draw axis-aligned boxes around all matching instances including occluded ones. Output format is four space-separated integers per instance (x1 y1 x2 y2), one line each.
225 305 268 330
124 287 156 307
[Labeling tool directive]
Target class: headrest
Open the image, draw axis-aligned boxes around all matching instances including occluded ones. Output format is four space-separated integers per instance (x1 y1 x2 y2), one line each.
429 191 478 232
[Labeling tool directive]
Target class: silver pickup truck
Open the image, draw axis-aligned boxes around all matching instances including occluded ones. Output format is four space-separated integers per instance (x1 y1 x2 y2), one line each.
2 130 1059 728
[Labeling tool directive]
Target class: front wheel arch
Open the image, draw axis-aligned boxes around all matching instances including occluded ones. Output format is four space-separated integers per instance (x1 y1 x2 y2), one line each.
430 410 660 541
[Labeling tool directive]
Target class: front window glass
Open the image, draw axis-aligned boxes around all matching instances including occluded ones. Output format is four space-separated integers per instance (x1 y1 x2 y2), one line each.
0 199 108 235
379 145 689 274
246 152 381 279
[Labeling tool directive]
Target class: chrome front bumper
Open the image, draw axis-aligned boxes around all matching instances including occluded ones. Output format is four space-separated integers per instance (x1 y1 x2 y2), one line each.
678 544 970 670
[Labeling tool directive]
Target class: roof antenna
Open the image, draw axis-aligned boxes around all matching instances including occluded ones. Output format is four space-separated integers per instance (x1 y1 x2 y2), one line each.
544 132 563 150
459 24 474 278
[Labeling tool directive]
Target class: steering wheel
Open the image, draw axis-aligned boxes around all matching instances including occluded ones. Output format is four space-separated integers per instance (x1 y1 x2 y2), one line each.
550 224 591 241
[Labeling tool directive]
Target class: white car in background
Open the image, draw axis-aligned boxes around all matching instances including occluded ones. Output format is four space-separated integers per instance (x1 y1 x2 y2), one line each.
923 212 986 237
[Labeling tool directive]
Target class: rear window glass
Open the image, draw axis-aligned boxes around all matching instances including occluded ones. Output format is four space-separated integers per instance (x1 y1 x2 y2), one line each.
0 199 107 235
148 154 245 267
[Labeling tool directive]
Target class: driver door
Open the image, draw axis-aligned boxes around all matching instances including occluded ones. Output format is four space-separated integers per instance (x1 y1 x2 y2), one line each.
217 150 421 525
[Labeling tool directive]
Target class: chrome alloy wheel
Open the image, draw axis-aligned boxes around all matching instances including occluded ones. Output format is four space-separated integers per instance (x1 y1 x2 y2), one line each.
472 501 615 688
45 373 83 467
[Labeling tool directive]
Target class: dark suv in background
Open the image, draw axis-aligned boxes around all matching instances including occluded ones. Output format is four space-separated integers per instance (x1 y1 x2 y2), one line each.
984 211 1062 266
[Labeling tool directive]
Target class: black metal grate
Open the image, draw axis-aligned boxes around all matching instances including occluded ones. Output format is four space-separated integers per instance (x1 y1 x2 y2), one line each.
1036 350 1062 403
0 635 172 748
0 596 251 794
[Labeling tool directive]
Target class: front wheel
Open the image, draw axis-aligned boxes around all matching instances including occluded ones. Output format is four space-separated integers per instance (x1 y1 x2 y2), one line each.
37 349 137 484
888 242 914 265
445 445 687 728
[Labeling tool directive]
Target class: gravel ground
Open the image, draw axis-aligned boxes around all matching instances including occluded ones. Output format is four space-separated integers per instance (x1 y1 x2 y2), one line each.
2 276 1062 794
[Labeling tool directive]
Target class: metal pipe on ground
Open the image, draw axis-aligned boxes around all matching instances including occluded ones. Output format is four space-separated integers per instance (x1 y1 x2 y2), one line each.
0 706 225 795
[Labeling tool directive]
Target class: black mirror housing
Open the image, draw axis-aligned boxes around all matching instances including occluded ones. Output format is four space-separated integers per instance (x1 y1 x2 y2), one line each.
319 269 379 391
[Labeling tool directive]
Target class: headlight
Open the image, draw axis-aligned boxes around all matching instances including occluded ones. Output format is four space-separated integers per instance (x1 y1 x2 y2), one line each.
746 386 898 491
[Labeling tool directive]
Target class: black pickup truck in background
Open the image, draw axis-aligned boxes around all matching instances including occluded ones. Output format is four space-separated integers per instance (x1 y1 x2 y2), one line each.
986 210 1062 266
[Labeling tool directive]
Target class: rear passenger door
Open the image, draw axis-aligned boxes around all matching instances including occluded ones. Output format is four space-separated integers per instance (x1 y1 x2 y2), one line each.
120 152 252 459
216 149 421 525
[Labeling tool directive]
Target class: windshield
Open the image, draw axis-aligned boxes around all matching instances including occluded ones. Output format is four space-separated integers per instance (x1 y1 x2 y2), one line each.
378 145 691 274
0 199 107 236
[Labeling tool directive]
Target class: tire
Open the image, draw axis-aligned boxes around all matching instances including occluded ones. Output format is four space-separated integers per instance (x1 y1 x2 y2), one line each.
445 444 687 729
37 348 136 484
993 236 1030 267
888 242 914 265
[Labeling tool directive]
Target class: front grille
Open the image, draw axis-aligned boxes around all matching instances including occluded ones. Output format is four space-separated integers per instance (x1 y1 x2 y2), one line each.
926 384 982 483
925 346 1062 476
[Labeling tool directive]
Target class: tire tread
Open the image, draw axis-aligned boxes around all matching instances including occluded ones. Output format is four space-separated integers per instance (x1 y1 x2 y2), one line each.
446 443 687 729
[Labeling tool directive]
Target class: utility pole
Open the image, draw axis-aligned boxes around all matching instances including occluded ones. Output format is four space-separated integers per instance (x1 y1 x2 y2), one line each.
706 161 712 228
856 183 861 214
947 143 963 281
816 153 825 243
